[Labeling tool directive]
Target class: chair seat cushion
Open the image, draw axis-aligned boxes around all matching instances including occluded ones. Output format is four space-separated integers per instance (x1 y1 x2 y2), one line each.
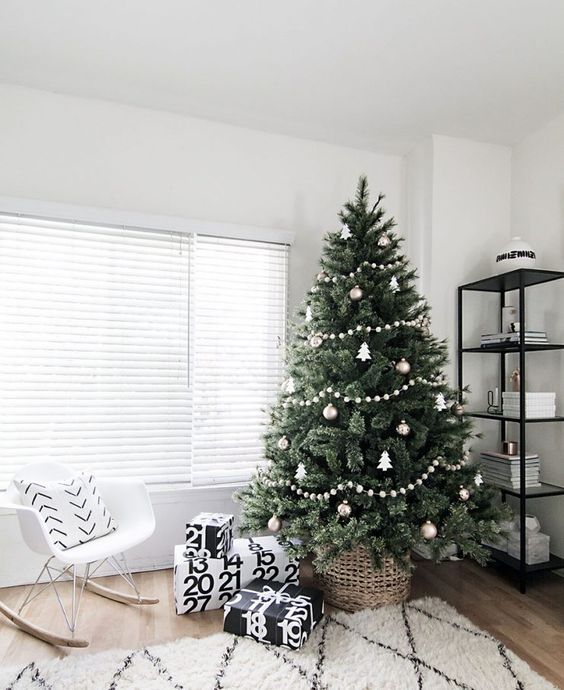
15 473 118 550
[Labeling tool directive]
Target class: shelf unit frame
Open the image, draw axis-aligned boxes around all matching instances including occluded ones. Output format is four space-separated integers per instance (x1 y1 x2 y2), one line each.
457 268 564 593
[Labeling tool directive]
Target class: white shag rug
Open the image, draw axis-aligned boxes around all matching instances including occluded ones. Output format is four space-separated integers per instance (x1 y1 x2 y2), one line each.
0 597 555 690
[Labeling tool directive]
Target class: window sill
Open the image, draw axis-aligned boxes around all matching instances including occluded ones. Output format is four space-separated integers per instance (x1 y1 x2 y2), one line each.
0 482 247 514
146 482 247 504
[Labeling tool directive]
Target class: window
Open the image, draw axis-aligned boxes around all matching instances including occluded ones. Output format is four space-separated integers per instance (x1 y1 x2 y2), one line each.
191 236 288 485
0 214 288 489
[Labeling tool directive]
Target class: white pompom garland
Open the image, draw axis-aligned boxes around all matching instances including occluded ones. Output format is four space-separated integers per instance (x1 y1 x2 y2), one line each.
260 451 469 500
282 374 445 409
312 259 404 289
304 315 428 344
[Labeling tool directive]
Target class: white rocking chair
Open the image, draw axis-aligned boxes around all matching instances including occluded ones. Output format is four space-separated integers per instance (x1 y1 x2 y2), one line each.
0 462 159 647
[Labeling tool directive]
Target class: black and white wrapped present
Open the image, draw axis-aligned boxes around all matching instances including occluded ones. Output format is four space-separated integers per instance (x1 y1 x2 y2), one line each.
185 512 234 558
174 536 299 614
223 578 324 650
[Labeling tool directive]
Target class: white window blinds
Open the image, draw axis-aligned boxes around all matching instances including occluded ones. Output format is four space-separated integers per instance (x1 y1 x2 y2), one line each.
0 215 288 490
191 236 288 486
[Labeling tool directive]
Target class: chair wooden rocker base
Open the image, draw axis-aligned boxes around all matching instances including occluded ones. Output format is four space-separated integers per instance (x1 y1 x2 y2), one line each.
0 554 159 648
0 463 159 648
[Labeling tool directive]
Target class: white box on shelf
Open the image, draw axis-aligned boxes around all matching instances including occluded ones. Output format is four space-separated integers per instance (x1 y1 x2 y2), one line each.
482 536 509 552
507 531 550 565
502 392 556 400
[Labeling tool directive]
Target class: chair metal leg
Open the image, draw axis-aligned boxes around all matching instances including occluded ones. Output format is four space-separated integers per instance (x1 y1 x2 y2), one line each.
18 557 54 614
44 562 88 634
81 553 159 606
1 558 90 647
2 554 159 648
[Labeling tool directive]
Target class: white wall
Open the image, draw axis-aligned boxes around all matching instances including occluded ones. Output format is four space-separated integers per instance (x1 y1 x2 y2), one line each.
406 135 512 379
511 113 564 558
0 84 404 586
405 135 513 494
405 138 433 296
430 135 512 357
0 84 404 314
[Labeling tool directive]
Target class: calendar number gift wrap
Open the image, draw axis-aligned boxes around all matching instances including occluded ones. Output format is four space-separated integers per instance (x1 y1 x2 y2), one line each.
174 536 299 614
185 512 234 558
223 578 324 649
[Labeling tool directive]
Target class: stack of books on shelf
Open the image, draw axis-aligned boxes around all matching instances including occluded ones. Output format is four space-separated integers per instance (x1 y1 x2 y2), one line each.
480 449 541 490
480 330 548 348
502 392 556 418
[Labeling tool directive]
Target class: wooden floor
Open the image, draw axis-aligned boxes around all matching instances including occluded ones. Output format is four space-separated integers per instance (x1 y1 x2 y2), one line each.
0 559 563 688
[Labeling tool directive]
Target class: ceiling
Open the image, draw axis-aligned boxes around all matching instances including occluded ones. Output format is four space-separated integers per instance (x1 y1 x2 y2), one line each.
1 0 564 154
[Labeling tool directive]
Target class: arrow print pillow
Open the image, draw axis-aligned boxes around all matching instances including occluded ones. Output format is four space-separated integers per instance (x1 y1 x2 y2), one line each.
15 473 118 550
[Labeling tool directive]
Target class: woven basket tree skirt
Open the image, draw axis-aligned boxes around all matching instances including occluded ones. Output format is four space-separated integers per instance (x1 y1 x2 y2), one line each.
314 546 411 612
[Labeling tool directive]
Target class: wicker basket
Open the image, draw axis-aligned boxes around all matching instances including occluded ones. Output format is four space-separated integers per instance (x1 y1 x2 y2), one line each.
314 546 411 612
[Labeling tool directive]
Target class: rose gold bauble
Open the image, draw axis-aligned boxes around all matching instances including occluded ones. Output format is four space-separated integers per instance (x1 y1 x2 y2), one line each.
277 436 290 450
268 515 282 532
322 404 339 421
396 420 410 436
349 285 364 302
395 358 411 375
420 520 438 540
459 487 470 501
337 501 352 518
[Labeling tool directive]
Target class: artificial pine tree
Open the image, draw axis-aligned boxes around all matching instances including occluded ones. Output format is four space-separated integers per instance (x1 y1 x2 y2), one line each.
238 177 506 573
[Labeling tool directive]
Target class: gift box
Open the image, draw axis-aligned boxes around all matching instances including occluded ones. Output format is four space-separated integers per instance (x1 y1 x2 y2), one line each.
174 536 299 614
507 531 550 564
185 512 234 558
223 578 324 650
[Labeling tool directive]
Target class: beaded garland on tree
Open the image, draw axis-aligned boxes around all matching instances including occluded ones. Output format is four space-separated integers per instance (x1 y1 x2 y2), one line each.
237 177 506 572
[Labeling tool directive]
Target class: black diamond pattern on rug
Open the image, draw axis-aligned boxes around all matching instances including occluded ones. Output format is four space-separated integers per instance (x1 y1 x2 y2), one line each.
1 598 554 690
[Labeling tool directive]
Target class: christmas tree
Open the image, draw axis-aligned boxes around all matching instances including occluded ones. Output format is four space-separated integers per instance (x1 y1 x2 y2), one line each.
238 177 505 572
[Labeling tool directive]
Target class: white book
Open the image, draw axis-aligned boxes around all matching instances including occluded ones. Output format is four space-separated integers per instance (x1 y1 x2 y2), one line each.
485 480 542 490
482 467 540 477
480 451 539 461
503 392 556 400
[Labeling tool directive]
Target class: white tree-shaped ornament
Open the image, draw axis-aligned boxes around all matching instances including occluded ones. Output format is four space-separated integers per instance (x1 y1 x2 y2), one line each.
283 377 296 394
389 275 399 293
305 305 313 322
474 472 484 486
356 342 372 362
434 393 448 411
340 223 352 240
377 450 393 472
295 462 307 481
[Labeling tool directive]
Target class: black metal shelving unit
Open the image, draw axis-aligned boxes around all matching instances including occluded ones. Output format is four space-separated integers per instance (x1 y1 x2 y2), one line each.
457 268 564 593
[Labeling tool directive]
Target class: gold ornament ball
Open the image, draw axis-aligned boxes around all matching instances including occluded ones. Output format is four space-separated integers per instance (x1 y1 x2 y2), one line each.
396 420 411 436
317 271 328 281
377 234 391 248
323 403 339 421
277 436 290 450
451 402 465 417
349 285 364 302
268 515 282 532
459 487 470 501
395 358 411 375
420 520 438 540
421 326 430 337
337 501 352 518
310 334 323 348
